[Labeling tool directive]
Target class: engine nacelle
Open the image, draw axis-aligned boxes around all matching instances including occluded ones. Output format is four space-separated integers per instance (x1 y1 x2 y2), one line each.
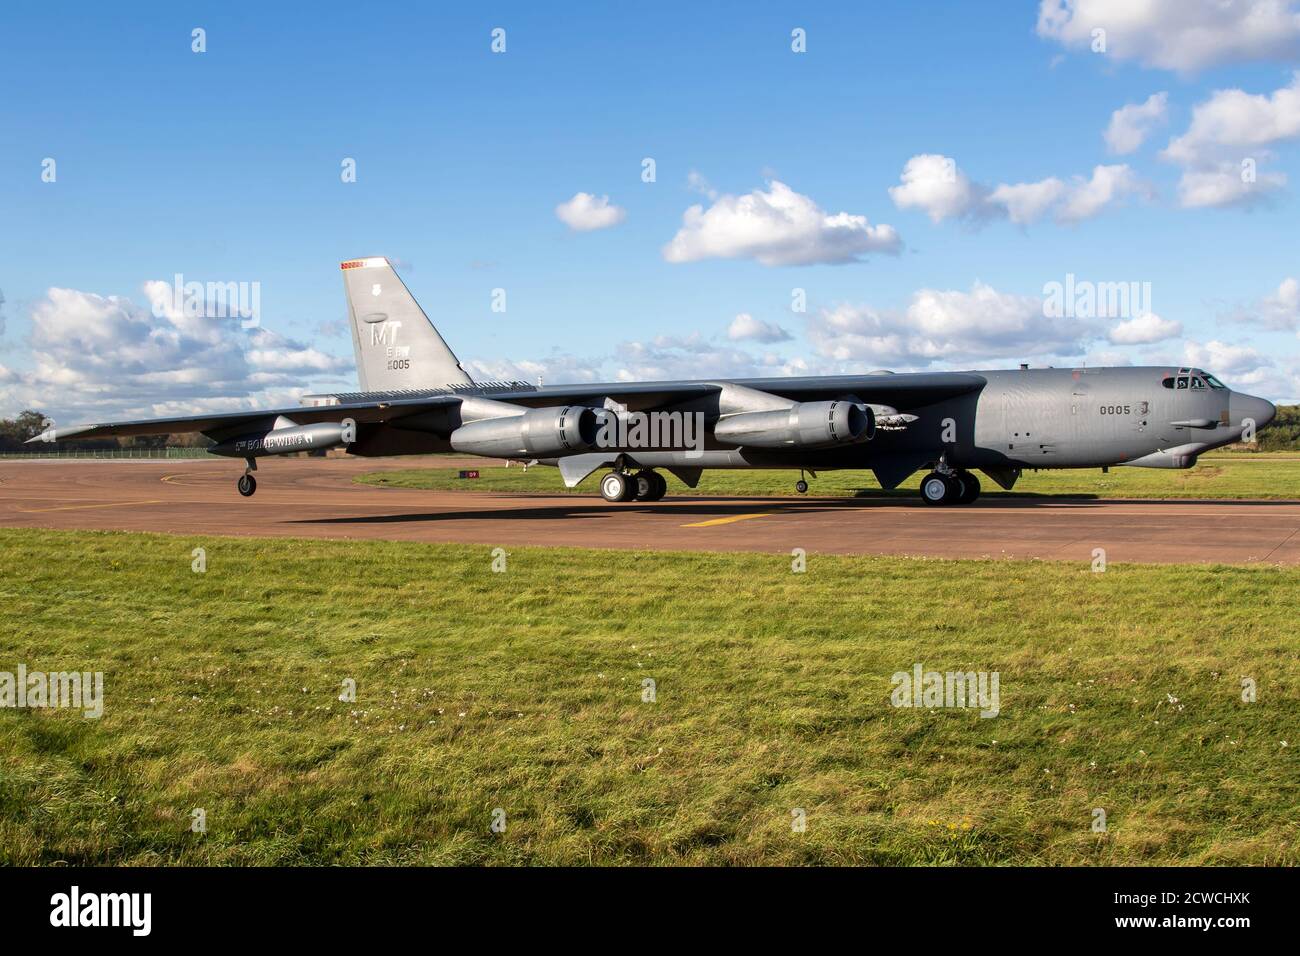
211 422 349 458
713 401 874 448
449 405 599 458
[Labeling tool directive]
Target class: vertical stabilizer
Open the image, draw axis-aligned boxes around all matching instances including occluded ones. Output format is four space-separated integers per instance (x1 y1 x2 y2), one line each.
340 257 473 392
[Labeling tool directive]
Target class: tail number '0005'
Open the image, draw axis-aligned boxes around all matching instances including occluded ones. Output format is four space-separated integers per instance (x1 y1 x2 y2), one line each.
1099 405 1131 415
387 359 410 370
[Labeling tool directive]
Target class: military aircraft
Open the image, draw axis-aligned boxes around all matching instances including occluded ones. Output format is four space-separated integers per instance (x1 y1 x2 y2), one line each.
32 256 1277 505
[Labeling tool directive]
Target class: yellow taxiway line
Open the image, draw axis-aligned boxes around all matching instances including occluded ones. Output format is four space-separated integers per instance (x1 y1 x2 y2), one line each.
681 513 774 528
17 500 165 513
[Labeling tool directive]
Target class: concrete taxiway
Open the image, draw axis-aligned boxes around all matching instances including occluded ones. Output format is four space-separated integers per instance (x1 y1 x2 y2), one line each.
1 457 1299 564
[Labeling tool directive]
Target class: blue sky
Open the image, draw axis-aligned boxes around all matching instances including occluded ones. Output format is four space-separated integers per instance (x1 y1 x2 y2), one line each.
2 1 1299 421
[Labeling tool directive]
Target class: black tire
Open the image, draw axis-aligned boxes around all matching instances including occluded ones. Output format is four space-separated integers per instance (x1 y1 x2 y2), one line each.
632 470 656 501
956 471 981 504
600 471 634 503
943 474 965 503
237 474 257 497
644 471 668 501
795 479 809 494
919 472 950 506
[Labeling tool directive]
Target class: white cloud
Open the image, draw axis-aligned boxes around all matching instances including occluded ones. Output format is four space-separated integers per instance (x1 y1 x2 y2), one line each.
988 178 1067 224
727 313 791 343
663 181 902 266
686 170 718 200
0 284 351 423
1108 312 1182 344
1105 92 1168 154
1175 162 1287 207
1227 276 1300 329
1161 73 1300 206
806 282 1100 367
1163 73 1300 165
555 192 627 232
1055 164 1147 222
888 154 990 223
1182 339 1272 377
613 337 784 381
893 155 1145 225
1037 0 1300 73
464 353 604 385
1263 277 1300 327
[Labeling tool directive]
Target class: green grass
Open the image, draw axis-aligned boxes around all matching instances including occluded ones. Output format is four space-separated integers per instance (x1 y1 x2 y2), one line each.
0 528 1295 865
357 453 1300 499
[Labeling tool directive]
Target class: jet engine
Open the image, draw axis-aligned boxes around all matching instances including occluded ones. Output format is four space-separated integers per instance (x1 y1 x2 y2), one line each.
713 400 874 448
449 405 599 458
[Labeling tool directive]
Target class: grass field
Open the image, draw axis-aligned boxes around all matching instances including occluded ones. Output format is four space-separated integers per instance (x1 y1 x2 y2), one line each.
1 528 1295 865
357 452 1300 499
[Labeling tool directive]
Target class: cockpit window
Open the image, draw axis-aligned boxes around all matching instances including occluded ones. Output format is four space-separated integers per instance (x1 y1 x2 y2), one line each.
1165 372 1226 390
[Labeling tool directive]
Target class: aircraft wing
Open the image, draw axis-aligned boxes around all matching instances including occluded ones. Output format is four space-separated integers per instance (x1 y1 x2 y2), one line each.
497 372 986 412
28 394 465 443
31 373 983 443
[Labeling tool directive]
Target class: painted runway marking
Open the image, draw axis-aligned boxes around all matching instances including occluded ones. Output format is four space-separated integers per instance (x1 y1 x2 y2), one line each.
682 513 774 528
17 499 165 513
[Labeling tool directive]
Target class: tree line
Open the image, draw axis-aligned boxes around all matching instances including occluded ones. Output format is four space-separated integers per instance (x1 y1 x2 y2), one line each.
0 410 212 452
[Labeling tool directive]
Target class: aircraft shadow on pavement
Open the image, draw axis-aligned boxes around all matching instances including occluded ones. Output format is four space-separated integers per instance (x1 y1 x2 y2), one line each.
285 494 1285 526
294 499 841 525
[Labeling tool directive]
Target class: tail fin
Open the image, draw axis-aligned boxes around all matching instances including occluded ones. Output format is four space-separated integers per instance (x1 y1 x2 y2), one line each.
340 257 473 392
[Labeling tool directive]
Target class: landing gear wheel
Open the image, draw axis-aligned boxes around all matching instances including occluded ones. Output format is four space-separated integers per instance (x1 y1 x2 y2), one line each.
648 471 668 501
632 471 654 501
919 472 952 506
633 470 667 502
956 471 981 504
237 474 257 497
600 471 635 503
795 479 809 494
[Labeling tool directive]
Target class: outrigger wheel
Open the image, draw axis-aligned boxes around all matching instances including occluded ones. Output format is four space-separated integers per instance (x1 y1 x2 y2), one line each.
238 458 257 497
795 470 809 494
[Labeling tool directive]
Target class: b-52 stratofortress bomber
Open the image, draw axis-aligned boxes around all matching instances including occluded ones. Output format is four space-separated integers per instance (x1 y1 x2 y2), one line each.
33 257 1277 505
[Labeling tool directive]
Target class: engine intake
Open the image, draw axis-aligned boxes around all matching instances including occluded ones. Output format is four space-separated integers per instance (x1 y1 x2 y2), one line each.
713 400 874 448
449 405 599 458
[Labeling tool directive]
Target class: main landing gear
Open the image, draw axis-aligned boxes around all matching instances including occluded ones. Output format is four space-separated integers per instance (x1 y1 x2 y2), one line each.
237 459 257 497
919 469 980 506
600 469 667 503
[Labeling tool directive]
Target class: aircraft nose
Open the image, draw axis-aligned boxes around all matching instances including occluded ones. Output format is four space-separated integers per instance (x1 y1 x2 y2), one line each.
1230 392 1276 431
